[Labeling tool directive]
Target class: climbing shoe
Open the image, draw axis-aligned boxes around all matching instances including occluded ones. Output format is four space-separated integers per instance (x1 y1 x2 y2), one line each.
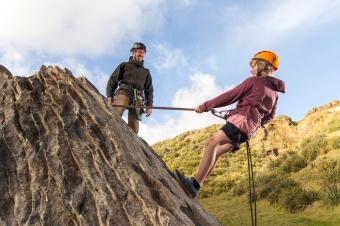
174 169 199 198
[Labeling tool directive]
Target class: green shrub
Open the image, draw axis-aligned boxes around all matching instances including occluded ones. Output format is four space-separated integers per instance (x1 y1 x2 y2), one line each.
301 146 319 162
268 151 307 173
300 135 328 160
280 153 307 173
255 172 319 212
281 187 319 213
256 173 297 200
321 161 340 206
327 117 340 133
268 156 286 169
328 136 340 150
232 178 248 196
323 185 340 206
201 176 236 196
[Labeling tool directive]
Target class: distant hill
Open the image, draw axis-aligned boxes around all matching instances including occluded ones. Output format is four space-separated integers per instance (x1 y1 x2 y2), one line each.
153 100 340 212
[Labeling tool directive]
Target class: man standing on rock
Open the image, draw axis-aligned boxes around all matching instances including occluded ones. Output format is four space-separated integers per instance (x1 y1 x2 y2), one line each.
106 42 153 134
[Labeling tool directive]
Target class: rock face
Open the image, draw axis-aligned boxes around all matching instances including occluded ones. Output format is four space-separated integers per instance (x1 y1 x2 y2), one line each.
0 65 220 226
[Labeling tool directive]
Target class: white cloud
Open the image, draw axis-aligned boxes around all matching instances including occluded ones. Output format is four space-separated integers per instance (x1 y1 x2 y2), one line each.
0 53 110 96
205 56 218 71
139 73 234 144
0 0 165 57
232 0 340 45
173 0 196 7
173 74 225 107
0 47 34 76
150 43 188 71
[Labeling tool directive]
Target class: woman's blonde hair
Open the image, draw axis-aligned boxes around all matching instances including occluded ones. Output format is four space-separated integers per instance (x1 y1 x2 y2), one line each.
250 58 275 76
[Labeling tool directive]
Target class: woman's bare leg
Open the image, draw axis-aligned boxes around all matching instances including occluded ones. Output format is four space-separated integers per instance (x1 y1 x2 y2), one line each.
206 142 235 177
194 130 235 184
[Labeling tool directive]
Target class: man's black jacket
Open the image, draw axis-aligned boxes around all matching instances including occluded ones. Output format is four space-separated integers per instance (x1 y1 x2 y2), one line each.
106 57 153 106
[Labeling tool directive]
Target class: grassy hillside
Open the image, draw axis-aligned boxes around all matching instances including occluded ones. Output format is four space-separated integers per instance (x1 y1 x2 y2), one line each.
200 194 340 226
152 100 340 225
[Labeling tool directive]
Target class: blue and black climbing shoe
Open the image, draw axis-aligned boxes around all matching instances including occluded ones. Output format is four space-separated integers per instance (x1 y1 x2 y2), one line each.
174 169 199 198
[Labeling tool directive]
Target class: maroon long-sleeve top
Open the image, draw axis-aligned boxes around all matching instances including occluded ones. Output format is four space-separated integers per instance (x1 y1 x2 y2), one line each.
199 75 286 137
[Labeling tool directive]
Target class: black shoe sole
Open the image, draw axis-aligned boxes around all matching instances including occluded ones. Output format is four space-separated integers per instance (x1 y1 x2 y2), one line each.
174 169 196 198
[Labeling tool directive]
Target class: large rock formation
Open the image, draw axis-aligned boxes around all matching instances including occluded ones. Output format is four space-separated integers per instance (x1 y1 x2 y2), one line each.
0 65 220 226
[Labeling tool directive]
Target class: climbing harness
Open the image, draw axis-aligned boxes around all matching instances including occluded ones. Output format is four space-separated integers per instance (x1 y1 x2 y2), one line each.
115 84 145 120
132 89 144 120
210 108 233 119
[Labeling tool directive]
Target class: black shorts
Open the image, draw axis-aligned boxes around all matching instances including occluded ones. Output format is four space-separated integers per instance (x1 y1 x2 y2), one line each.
220 122 248 151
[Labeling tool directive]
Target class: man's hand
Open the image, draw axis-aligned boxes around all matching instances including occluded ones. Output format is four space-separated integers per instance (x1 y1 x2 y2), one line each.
107 97 114 105
146 106 152 117
195 106 204 113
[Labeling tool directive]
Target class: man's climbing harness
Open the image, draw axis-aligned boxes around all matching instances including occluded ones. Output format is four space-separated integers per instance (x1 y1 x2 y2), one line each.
115 84 145 120
132 89 144 120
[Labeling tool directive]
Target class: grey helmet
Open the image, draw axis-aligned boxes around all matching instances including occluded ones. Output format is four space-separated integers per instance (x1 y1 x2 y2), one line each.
130 42 146 52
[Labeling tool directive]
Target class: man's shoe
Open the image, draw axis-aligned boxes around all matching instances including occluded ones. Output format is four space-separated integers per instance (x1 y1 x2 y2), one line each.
174 169 199 198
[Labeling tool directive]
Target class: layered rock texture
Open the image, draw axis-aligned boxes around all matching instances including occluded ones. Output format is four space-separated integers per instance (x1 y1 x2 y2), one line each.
0 65 220 226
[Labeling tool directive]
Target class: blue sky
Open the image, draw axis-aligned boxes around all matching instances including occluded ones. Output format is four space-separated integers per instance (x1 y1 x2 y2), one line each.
1 0 340 143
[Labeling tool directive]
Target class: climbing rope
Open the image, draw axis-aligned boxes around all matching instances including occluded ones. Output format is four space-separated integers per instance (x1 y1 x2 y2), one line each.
212 107 258 226
110 104 231 118
110 104 196 111
111 103 257 225
246 140 257 226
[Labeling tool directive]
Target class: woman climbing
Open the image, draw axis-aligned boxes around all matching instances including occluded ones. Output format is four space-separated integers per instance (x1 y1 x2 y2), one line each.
174 50 286 198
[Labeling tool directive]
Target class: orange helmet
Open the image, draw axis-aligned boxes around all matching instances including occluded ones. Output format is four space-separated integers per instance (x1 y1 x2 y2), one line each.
253 51 279 70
